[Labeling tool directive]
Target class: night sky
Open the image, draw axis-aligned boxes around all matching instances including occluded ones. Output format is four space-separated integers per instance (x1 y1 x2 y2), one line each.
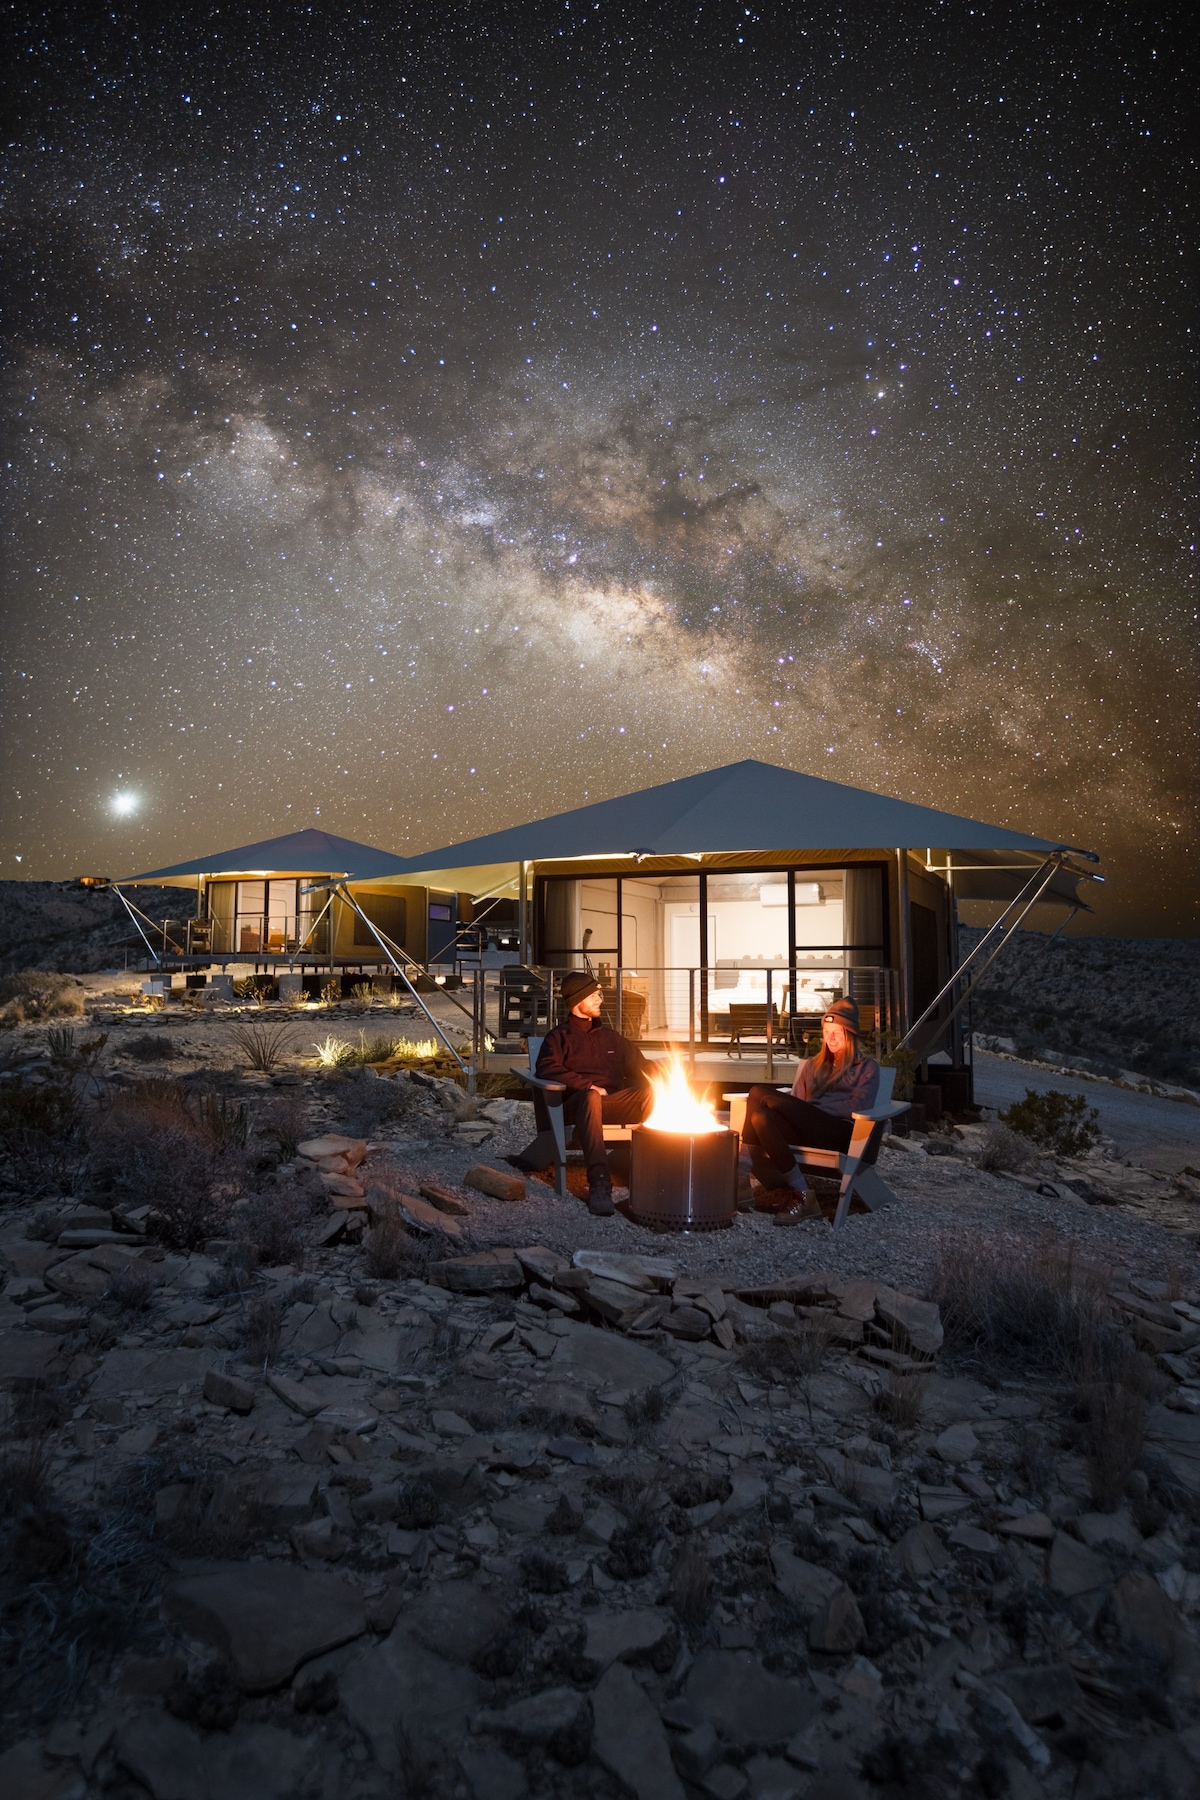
2 2 1194 933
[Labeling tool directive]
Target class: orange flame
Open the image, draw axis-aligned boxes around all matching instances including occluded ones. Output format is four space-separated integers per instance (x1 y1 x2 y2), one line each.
644 1055 722 1134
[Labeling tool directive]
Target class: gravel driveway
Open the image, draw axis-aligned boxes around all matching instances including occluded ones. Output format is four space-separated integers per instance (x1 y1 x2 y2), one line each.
973 1048 1200 1173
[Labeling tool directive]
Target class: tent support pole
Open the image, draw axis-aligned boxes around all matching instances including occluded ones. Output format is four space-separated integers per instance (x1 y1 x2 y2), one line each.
899 854 1063 1051
895 850 912 1039
331 885 467 1074
108 883 164 966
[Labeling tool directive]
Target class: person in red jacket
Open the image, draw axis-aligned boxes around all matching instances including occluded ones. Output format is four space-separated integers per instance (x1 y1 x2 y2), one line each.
514 970 653 1215
741 997 880 1216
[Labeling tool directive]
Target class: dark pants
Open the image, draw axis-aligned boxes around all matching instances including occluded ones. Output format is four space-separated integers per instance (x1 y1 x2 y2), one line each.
535 1083 652 1172
742 1085 852 1177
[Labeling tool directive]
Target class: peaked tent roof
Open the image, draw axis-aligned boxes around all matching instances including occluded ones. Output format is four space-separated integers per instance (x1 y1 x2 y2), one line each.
123 827 412 885
345 760 1095 880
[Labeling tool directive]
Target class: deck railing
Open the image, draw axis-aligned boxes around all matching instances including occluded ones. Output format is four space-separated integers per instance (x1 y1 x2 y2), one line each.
467 961 902 1077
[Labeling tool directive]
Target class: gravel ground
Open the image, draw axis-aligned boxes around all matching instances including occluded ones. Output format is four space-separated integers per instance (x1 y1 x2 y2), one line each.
368 1115 1200 1301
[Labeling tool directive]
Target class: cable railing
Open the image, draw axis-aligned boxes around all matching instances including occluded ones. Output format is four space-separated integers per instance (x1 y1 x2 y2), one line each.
468 961 902 1078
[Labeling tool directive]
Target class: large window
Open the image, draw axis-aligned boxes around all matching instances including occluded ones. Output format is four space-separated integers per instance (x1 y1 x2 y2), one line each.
205 879 329 956
535 865 885 1042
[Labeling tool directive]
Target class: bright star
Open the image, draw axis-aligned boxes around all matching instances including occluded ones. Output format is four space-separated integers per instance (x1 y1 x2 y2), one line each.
110 792 140 818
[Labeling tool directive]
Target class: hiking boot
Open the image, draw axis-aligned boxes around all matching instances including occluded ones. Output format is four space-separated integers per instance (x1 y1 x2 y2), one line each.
587 1171 615 1217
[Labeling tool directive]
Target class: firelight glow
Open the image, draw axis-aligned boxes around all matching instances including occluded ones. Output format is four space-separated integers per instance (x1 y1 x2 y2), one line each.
643 1057 723 1135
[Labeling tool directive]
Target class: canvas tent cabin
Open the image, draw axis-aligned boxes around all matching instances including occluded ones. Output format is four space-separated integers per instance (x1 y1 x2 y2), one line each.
344 760 1098 1072
121 827 466 973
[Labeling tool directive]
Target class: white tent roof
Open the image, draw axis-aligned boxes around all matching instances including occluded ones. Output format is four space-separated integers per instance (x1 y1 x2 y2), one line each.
349 761 1096 898
123 826 412 886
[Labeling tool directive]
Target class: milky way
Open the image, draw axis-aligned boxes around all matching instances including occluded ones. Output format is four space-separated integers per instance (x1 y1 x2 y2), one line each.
2 2 1194 931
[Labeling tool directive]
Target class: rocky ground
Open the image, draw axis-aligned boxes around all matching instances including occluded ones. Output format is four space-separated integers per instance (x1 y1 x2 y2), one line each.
0 885 196 979
2 984 1200 1800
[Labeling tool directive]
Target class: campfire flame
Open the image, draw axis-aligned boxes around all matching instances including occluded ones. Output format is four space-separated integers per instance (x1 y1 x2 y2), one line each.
644 1056 722 1135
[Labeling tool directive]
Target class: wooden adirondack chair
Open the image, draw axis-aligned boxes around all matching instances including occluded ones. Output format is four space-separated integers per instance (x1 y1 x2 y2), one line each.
511 1037 637 1200
726 1064 908 1229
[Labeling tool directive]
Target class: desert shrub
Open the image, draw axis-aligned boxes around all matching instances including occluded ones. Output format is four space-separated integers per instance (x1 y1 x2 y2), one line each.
228 1022 294 1073
880 1044 919 1101
0 1075 87 1194
255 1095 308 1163
232 977 274 1004
89 1080 248 1248
123 1033 176 1062
241 1296 283 1364
932 1232 1114 1377
977 1121 1039 1174
235 1186 323 1266
313 1034 356 1068
521 1549 570 1593
0 971 85 1022
393 1480 440 1530
999 1087 1102 1158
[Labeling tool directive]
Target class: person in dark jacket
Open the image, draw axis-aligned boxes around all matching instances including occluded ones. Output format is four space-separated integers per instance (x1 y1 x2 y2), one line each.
514 970 653 1215
741 997 880 1217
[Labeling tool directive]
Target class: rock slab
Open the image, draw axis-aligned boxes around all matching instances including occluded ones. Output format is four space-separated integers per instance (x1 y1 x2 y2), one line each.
164 1564 366 1692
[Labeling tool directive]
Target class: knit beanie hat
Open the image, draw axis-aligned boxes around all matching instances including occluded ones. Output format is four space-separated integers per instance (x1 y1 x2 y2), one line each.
822 997 861 1035
561 971 601 1009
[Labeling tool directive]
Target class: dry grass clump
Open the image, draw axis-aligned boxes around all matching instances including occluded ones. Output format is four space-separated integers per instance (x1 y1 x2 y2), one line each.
234 1186 321 1266
103 1266 157 1314
977 1121 1039 1174
0 1075 86 1194
241 1296 283 1364
932 1232 1112 1377
0 970 85 1022
670 1542 715 1639
363 1200 432 1280
1071 1331 1158 1512
873 1368 931 1430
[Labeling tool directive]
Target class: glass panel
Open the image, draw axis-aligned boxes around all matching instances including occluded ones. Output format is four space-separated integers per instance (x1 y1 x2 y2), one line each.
790 870 845 1019
265 880 297 953
208 881 234 954
618 875 701 1035
237 880 265 953
298 886 330 955
578 879 618 958
705 872 790 1037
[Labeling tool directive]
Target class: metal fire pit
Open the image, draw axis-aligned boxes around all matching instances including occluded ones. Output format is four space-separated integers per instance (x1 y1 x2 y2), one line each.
628 1126 738 1231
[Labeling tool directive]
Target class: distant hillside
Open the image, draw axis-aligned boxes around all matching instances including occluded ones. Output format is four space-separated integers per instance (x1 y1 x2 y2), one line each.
0 880 196 974
961 925 1200 1088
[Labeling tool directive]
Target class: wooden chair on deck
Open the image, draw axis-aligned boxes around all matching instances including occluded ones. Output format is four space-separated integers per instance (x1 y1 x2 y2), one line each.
511 1037 636 1200
725 1002 780 1057
726 1065 909 1229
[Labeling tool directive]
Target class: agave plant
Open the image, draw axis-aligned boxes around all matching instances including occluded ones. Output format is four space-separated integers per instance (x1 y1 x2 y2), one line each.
228 1021 294 1073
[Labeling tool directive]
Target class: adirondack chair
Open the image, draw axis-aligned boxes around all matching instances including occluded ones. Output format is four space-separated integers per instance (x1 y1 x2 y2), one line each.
725 1064 908 1230
511 1037 637 1200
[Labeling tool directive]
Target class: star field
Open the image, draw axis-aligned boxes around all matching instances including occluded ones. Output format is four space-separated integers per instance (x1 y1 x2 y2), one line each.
1 1 1195 930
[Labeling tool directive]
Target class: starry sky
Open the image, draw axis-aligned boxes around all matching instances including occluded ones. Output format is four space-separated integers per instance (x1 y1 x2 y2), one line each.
2 1 1195 933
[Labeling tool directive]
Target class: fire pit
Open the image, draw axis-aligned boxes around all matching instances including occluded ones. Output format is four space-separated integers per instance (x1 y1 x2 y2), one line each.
628 1060 738 1231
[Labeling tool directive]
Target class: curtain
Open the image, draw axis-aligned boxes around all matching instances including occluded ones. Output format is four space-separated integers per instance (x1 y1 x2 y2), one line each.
542 879 583 968
843 866 883 969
